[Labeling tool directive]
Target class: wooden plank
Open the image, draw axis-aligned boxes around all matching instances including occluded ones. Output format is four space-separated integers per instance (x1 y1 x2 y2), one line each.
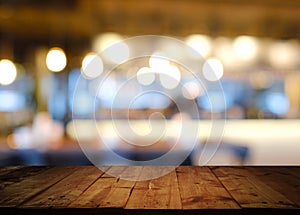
102 166 132 178
176 166 239 209
247 167 300 207
125 166 182 209
0 166 25 176
67 176 114 208
99 166 143 208
211 167 298 209
278 166 300 178
68 166 142 208
20 166 107 208
0 166 77 207
0 166 51 190
0 166 298 213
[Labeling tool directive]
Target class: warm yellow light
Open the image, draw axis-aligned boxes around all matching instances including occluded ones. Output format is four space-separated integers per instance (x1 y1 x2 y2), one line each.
268 40 300 69
214 37 237 67
0 59 17 85
130 122 152 136
233 36 258 63
81 52 104 79
46 47 67 72
202 58 224 82
185 34 212 58
136 67 155 86
93 32 124 52
92 33 129 64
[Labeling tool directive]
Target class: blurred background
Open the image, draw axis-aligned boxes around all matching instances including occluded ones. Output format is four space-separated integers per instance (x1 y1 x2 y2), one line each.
0 0 300 165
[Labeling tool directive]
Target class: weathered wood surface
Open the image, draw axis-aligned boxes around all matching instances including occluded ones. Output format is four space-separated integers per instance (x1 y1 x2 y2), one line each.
211 167 297 209
0 166 299 214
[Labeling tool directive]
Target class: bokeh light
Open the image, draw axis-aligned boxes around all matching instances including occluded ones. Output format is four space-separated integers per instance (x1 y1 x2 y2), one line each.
105 41 130 64
185 34 212 58
136 67 155 86
81 52 104 79
202 58 224 82
266 93 290 115
93 32 124 52
0 59 17 85
46 47 67 72
159 65 181 89
182 81 203 100
149 52 170 70
233 36 259 63
214 37 236 67
268 40 300 70
92 32 129 64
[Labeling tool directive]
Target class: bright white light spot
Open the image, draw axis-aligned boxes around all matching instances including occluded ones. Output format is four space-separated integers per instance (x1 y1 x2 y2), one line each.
0 59 17 85
159 65 181 89
149 52 170 71
46 47 67 72
185 34 212 58
136 67 155 86
81 53 103 79
233 36 258 62
82 53 97 69
268 41 300 69
105 41 130 64
202 58 224 82
182 81 203 100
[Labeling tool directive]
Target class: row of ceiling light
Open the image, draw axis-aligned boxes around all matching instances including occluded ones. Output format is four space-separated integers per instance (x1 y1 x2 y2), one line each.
1 33 299 86
45 33 300 73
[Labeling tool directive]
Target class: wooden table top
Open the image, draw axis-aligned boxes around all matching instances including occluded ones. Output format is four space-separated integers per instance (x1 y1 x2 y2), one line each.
0 166 299 214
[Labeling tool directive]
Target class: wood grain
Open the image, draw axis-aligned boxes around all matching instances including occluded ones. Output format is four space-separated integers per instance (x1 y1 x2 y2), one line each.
20 166 105 208
211 167 298 209
99 166 142 208
0 166 51 190
176 166 239 209
248 167 300 207
0 166 299 214
0 166 25 177
125 166 182 209
0 167 76 207
68 166 141 208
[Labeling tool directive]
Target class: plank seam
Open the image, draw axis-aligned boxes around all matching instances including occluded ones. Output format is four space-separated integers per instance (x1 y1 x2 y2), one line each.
66 166 112 207
0 167 53 190
210 166 242 209
16 167 78 207
0 166 27 177
175 166 183 210
123 166 144 209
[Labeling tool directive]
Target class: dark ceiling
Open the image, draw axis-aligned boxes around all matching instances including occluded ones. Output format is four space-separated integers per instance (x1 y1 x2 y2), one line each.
1 0 300 62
